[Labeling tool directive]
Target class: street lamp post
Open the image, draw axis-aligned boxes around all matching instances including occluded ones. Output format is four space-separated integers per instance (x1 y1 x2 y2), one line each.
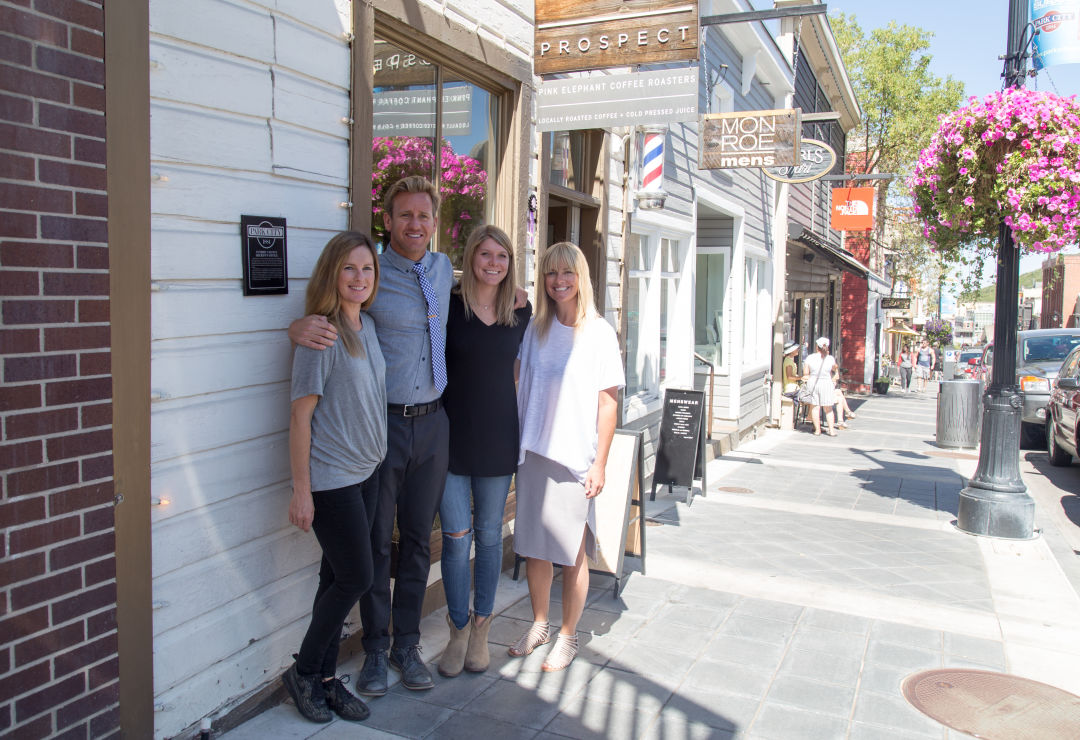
956 0 1036 539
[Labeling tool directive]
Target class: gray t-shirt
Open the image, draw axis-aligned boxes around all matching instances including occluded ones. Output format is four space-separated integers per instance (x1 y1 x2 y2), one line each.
291 312 387 491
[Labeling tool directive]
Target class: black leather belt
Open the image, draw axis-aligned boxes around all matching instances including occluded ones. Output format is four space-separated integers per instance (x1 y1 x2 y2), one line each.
387 398 443 418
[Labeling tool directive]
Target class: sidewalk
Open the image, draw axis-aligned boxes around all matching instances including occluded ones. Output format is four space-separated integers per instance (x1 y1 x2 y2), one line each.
220 386 1080 739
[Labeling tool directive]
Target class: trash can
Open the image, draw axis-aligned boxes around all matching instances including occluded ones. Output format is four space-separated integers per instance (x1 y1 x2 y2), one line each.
936 379 982 449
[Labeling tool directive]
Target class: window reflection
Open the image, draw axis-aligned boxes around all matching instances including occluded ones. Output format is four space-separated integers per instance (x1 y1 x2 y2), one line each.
371 39 497 268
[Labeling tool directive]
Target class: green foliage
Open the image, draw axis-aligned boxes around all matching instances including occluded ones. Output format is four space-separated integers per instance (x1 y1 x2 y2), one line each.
959 268 1043 303
831 14 965 297
831 14 965 183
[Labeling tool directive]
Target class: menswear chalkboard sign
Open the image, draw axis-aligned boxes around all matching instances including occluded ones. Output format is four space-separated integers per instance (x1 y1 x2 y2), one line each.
650 389 707 505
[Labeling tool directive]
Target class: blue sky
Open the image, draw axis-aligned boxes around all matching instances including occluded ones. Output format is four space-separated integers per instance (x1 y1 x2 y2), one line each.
809 0 1080 282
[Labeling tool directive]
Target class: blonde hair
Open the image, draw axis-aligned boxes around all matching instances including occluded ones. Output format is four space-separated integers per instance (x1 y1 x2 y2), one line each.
305 232 379 358
458 224 520 326
383 175 441 216
535 241 597 341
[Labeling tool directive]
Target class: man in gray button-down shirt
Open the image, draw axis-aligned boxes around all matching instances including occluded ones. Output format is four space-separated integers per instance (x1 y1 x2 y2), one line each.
291 176 451 695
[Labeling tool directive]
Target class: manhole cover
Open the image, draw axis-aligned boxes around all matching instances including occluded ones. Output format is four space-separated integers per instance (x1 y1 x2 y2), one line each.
901 669 1080 739
716 486 754 494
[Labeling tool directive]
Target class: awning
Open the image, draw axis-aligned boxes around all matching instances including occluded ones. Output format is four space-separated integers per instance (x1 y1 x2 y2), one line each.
788 222 868 278
886 322 920 335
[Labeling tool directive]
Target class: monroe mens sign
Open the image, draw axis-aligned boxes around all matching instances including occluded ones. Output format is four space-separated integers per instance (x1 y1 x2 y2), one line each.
535 0 698 75
700 109 800 169
537 69 698 131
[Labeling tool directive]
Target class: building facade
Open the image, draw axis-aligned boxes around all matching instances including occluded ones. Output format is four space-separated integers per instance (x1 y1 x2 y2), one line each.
774 2 863 403
1041 253 1080 328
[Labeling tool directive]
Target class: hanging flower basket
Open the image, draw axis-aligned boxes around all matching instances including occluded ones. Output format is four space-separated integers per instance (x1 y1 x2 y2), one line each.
910 87 1080 259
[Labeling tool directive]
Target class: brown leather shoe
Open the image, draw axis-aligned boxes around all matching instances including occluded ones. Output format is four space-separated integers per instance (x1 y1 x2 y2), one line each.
464 614 493 672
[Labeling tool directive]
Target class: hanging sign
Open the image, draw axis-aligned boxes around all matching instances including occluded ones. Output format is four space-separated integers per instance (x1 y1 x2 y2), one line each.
240 215 288 296
762 138 836 183
1031 0 1080 70
830 187 875 231
536 68 697 131
881 297 911 310
699 109 800 169
534 0 699 75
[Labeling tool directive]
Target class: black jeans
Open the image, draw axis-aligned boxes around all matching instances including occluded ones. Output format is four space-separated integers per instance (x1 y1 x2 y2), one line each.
360 407 449 651
296 473 378 677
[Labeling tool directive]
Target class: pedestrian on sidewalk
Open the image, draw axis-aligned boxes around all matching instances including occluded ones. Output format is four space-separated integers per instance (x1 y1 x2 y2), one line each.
804 337 838 436
437 225 531 678
781 341 803 427
283 232 385 724
915 339 936 393
510 242 625 673
898 343 914 393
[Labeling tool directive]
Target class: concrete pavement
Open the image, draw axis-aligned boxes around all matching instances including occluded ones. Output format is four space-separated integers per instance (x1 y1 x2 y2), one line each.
218 385 1080 739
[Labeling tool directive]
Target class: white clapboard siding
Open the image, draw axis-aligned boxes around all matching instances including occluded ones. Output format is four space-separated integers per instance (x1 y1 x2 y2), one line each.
273 69 352 137
154 565 315 692
150 286 306 338
275 0 351 36
274 15 350 89
446 0 533 54
151 333 292 399
152 529 320 636
150 384 289 464
150 0 275 64
150 216 334 280
153 616 308 739
151 101 272 172
270 120 349 184
149 164 349 230
150 38 273 117
151 431 289 520
152 483 290 578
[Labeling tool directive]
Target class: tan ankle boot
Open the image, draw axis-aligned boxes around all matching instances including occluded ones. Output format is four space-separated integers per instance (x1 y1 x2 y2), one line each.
438 613 470 678
464 614 493 672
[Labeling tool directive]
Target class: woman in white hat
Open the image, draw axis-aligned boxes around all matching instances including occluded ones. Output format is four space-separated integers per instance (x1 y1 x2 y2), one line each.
803 337 838 436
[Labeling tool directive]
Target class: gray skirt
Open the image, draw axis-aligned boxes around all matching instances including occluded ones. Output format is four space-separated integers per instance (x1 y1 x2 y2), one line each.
513 451 597 567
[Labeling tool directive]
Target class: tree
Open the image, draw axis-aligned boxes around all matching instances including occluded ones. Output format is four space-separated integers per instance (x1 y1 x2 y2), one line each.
831 15 965 295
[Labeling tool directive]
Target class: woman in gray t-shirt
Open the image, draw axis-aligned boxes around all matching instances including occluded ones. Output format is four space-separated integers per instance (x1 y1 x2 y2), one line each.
283 232 386 725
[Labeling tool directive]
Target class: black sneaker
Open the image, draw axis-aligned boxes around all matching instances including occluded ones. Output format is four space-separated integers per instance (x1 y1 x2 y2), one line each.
281 664 332 723
355 650 389 697
389 644 434 690
324 676 370 722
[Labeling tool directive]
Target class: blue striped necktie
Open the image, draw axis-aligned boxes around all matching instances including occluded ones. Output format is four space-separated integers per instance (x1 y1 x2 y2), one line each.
412 261 447 394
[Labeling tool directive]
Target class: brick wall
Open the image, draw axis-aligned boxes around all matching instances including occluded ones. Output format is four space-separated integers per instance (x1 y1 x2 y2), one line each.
0 1 120 737
840 234 872 393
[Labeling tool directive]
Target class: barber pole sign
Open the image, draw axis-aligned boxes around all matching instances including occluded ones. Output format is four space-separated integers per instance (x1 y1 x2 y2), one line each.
636 129 667 209
641 132 664 191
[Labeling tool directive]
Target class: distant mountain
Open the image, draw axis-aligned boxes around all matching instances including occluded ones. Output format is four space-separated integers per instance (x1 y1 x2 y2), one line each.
960 268 1042 303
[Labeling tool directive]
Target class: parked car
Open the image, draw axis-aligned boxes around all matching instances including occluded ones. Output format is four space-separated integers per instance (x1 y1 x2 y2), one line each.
958 349 982 378
978 328 1080 446
1046 343 1080 466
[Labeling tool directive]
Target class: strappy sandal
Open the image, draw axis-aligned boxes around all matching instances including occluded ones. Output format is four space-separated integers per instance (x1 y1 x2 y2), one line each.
508 621 549 657
541 633 579 673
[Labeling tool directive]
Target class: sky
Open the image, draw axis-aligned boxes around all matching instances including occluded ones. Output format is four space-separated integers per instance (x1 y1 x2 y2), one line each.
770 0 1080 288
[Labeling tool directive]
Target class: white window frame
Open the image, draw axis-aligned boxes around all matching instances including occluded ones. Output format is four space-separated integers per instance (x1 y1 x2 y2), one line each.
623 212 693 424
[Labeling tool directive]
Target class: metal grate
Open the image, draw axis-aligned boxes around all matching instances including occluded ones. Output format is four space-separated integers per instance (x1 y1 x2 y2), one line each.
902 669 1080 739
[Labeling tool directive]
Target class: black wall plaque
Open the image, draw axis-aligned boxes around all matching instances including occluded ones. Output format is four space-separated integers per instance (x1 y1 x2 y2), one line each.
240 215 288 296
650 388 707 505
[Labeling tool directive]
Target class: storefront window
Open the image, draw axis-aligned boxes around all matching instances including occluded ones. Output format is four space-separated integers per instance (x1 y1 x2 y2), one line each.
371 38 498 267
625 233 681 398
547 131 586 191
695 252 726 365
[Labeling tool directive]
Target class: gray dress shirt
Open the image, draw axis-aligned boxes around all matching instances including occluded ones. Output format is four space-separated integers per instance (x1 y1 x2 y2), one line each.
368 246 452 405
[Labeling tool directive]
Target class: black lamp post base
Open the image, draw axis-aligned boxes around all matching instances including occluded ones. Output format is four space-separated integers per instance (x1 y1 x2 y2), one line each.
955 387 1036 539
956 487 1036 539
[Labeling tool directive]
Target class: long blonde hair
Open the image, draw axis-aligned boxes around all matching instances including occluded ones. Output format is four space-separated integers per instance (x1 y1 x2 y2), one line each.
305 232 379 358
458 224 520 326
534 241 597 341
